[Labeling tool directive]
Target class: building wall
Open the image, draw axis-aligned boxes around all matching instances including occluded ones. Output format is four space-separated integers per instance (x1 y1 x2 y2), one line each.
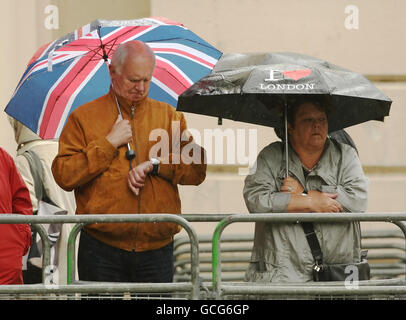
151 0 406 75
149 0 406 227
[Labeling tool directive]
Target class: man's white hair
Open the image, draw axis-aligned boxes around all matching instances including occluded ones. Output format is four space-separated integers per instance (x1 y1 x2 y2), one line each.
111 44 129 74
111 41 156 74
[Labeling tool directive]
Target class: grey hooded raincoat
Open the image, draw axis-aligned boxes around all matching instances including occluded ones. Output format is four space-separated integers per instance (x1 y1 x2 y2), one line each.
244 139 368 283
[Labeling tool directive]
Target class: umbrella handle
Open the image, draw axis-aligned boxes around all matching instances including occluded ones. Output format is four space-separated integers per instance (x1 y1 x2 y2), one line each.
113 92 136 165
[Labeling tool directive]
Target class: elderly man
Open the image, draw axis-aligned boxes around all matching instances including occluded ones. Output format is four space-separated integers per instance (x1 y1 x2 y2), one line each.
52 41 206 283
244 95 368 283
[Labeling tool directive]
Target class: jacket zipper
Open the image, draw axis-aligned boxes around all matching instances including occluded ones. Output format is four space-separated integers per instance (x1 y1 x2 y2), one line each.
130 105 140 251
130 105 139 205
130 105 137 167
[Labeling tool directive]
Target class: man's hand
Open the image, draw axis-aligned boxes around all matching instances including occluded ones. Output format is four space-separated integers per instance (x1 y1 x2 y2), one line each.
308 190 343 213
281 176 304 194
106 116 133 149
127 161 153 196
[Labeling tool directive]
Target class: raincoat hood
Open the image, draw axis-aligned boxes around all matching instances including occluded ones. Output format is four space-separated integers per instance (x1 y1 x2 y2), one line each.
9 117 41 146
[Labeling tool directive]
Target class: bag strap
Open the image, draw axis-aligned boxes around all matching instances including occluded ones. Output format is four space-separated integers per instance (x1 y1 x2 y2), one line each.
278 141 325 269
22 150 55 205
300 139 342 270
22 150 45 201
301 222 324 271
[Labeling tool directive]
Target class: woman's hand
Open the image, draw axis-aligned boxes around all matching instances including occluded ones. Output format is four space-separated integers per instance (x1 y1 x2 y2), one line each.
281 176 304 194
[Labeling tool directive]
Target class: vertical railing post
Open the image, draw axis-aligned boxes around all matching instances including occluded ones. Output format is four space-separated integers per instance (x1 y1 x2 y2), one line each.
31 223 52 284
66 223 85 285
211 216 233 299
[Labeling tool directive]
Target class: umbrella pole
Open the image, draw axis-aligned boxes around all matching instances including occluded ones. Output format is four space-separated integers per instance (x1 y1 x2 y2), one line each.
284 102 289 178
112 91 136 169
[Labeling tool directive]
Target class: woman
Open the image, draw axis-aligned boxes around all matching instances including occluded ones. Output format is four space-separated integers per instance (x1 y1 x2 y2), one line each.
244 95 368 283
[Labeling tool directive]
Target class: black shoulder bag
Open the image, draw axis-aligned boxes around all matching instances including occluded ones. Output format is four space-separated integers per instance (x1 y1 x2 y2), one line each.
301 139 370 281
302 221 370 281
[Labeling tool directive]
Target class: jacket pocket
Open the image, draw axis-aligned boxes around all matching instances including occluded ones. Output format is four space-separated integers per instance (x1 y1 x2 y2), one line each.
140 221 181 241
83 169 126 214
16 223 32 255
245 260 280 282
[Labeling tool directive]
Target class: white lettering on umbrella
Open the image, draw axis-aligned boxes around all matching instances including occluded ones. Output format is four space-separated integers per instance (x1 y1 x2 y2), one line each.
259 83 315 90
264 70 284 82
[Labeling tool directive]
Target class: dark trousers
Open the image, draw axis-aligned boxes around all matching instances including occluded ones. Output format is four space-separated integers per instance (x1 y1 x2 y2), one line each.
78 231 174 283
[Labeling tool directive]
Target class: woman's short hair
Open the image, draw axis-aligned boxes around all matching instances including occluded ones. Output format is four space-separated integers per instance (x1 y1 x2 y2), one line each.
274 94 332 140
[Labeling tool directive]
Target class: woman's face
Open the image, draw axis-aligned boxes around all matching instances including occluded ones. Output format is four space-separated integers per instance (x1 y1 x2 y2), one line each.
288 102 328 152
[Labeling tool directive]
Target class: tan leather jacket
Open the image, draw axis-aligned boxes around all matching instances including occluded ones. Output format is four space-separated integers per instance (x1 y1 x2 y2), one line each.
52 88 206 252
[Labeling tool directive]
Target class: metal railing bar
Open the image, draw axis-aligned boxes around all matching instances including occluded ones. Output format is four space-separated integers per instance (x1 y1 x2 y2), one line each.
220 285 406 296
0 214 200 299
211 213 406 299
0 282 192 295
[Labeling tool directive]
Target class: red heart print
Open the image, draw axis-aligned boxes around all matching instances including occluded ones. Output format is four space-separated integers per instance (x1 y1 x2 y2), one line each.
282 69 312 81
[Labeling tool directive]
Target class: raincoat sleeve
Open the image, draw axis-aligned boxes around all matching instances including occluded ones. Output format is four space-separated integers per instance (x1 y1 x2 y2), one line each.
156 112 206 186
5 149 33 255
243 146 290 213
335 146 368 212
10 162 33 217
52 111 117 191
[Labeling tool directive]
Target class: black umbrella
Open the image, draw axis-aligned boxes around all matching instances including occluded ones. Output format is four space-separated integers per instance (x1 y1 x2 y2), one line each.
177 52 392 174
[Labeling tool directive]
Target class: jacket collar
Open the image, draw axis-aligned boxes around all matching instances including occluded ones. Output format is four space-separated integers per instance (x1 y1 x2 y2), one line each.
285 139 334 187
108 87 147 116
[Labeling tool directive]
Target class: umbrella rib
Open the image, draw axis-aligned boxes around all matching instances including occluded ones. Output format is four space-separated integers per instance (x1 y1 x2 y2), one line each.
104 37 119 62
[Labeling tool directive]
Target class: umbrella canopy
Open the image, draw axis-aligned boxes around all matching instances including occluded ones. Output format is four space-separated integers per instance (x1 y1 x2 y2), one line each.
5 17 222 139
177 52 392 133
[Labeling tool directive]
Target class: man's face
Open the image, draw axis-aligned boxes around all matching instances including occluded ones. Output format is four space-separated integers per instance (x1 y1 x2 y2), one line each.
110 54 154 103
288 102 328 152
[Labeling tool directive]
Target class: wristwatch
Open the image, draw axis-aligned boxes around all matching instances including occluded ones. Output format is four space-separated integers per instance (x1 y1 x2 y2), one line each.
150 157 160 175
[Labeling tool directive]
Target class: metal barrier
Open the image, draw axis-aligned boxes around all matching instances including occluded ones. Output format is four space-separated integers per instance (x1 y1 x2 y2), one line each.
362 229 406 278
1 212 406 300
0 214 200 299
174 233 254 283
174 229 406 283
211 212 406 300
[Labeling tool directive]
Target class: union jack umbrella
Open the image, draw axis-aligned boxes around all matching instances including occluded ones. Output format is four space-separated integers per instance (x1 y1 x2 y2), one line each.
5 17 222 139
